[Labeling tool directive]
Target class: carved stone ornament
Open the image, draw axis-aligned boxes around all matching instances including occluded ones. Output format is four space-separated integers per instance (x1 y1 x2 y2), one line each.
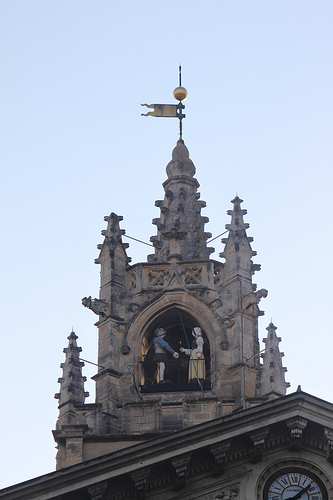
171 453 192 477
171 453 191 489
250 427 269 462
243 288 268 310
121 344 130 355
324 427 333 463
87 481 108 500
131 466 150 492
210 441 231 475
287 417 308 450
82 296 110 318
128 302 140 312
220 340 230 350
210 298 222 310
207 484 239 499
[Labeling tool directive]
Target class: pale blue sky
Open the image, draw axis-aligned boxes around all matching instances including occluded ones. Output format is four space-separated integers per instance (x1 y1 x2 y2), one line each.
1 0 332 489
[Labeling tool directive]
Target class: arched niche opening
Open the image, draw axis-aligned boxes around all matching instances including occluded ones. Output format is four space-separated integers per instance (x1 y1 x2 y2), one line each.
140 307 211 392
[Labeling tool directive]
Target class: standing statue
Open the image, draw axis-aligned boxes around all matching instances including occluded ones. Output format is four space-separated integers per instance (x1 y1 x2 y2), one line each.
180 327 205 381
154 328 179 383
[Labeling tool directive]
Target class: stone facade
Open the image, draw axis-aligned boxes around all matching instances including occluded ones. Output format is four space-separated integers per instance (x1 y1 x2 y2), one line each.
53 139 290 468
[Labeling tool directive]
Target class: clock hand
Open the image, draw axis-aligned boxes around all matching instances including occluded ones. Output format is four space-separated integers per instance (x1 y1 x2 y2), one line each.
285 483 311 500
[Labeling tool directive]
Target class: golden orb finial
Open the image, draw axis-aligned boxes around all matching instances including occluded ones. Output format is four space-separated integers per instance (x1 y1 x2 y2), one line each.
173 86 188 102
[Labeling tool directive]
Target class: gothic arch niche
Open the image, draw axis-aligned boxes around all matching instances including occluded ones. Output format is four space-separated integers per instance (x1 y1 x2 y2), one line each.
140 307 211 392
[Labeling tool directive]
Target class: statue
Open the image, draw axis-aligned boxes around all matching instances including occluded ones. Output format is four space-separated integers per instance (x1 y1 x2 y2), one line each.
180 327 205 381
153 328 179 383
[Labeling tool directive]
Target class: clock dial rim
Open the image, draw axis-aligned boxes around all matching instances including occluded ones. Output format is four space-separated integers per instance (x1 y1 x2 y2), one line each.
263 467 328 500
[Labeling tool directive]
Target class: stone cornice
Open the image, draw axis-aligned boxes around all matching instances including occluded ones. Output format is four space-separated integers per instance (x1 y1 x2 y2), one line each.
2 391 333 499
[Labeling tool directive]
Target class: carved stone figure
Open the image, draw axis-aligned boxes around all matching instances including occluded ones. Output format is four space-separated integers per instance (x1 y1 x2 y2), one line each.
153 328 179 383
81 296 110 317
180 327 205 381
243 288 268 310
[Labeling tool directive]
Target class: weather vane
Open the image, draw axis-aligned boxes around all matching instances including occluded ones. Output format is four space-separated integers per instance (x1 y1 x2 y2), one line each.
141 65 188 140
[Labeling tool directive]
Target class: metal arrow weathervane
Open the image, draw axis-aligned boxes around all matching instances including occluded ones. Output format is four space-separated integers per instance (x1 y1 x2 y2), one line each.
141 65 188 140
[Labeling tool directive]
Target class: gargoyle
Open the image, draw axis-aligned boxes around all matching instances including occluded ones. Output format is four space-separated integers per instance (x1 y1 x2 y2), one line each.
82 296 110 317
243 288 268 310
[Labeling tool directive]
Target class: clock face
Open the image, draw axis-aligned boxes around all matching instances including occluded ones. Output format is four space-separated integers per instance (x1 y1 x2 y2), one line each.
266 470 326 500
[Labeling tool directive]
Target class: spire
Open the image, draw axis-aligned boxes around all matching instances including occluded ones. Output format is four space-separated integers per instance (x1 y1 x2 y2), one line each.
220 196 259 294
54 331 89 407
148 140 214 262
260 322 290 397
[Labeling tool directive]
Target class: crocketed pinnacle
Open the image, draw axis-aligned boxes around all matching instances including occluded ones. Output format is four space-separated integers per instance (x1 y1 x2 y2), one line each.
148 140 214 262
54 331 89 407
261 323 290 397
220 196 258 288
95 212 131 265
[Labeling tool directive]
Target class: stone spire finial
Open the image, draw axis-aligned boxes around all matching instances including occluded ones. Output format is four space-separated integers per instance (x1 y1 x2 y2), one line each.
166 139 196 178
260 323 290 397
148 140 214 262
54 331 89 406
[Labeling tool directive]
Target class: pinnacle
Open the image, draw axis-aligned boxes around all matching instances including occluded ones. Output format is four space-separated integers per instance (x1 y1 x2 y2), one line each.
148 140 213 262
55 331 89 406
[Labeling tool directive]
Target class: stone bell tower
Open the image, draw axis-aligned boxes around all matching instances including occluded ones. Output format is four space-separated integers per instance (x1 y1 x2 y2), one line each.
53 139 289 469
